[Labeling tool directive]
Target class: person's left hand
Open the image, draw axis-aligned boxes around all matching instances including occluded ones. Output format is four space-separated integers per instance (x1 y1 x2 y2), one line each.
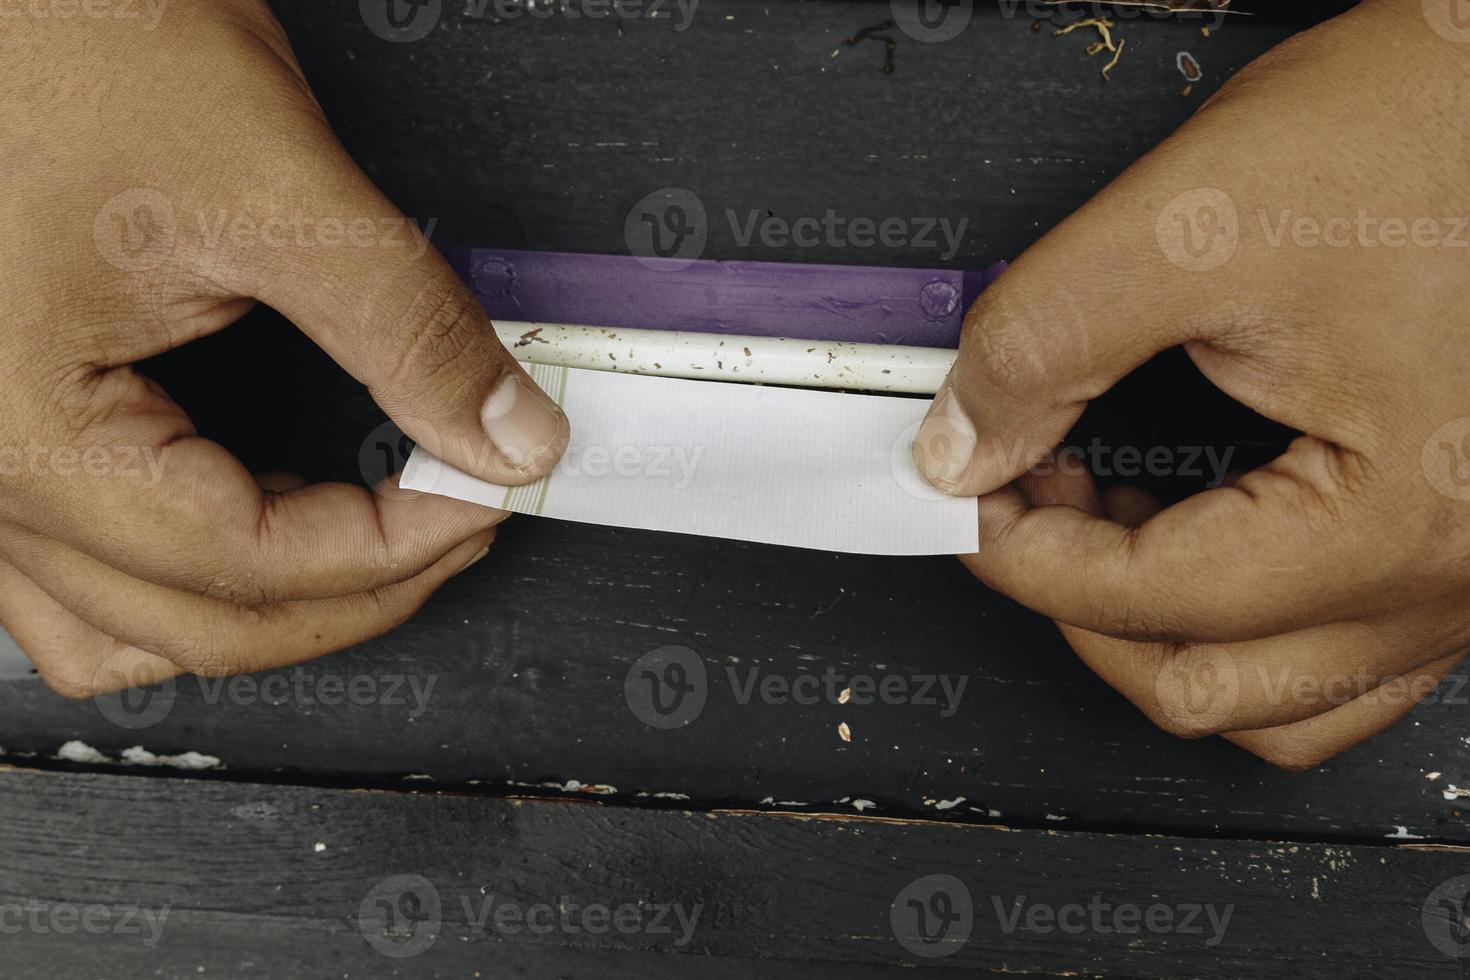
911 0 1470 768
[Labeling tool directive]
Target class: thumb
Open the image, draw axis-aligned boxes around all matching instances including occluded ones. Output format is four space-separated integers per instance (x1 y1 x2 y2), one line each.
251 160 569 487
912 176 1240 496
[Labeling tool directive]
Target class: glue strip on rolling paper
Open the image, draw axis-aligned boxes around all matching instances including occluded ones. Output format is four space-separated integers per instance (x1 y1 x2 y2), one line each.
400 365 979 556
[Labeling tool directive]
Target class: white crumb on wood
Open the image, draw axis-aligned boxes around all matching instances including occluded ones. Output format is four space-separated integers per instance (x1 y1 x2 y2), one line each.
55 740 222 770
120 746 222 770
55 740 109 765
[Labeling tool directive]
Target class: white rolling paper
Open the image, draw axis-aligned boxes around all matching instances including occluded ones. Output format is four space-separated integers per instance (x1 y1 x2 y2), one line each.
400 364 979 556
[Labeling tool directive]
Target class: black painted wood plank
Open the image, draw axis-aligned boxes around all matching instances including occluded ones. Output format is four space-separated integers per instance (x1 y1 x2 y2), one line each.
5 0 1459 847
0 766 1465 979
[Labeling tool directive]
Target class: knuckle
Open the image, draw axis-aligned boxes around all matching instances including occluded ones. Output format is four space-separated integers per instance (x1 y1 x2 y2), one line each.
38 664 98 701
1145 698 1222 740
167 635 243 679
967 311 1048 397
1146 644 1238 739
366 578 432 636
1247 737 1332 772
160 609 268 679
197 566 274 608
386 278 484 391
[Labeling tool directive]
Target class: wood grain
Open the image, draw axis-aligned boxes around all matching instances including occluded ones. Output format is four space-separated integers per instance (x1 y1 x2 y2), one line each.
3 0 1461 868
0 766 1464 979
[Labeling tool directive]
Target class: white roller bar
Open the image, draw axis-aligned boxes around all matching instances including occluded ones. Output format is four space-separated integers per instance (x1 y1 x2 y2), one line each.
492 320 955 395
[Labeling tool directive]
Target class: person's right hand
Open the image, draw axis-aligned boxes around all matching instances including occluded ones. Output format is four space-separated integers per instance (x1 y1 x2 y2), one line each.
912 0 1470 768
0 0 568 698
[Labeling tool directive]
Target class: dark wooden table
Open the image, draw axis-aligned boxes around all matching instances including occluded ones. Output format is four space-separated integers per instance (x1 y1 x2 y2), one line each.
4 2 1468 976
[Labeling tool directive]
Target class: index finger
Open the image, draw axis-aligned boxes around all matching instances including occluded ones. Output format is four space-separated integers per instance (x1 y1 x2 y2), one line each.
965 436 1383 642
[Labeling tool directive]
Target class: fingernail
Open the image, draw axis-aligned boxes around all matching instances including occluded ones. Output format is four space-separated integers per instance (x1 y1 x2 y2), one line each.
912 381 977 494
480 373 568 476
455 545 491 576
